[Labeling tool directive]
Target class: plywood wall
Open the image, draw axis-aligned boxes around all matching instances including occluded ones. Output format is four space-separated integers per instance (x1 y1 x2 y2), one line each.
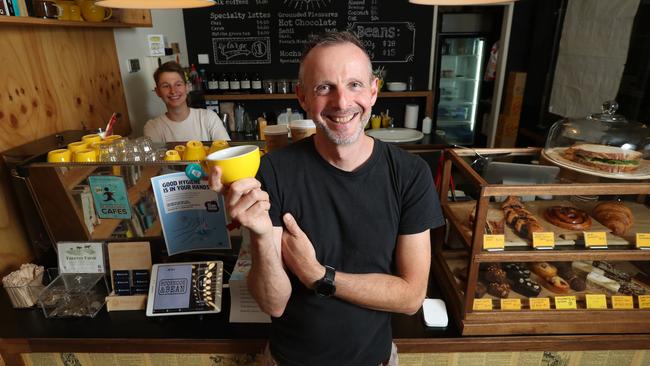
0 24 132 277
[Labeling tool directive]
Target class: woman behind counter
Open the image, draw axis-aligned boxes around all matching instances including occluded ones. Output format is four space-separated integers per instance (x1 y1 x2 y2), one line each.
143 61 230 143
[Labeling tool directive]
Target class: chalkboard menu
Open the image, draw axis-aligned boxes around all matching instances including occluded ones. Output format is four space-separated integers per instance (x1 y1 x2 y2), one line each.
183 0 434 90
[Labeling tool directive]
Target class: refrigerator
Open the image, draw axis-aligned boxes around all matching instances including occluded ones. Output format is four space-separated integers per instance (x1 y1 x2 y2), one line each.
435 36 486 145
433 10 503 146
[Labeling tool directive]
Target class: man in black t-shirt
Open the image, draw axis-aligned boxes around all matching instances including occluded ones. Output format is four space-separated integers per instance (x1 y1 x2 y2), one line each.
209 31 444 366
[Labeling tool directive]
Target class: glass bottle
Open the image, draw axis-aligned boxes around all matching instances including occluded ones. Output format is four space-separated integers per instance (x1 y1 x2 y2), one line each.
229 72 241 92
208 72 219 92
240 72 251 92
199 69 208 91
251 73 262 93
218 73 230 92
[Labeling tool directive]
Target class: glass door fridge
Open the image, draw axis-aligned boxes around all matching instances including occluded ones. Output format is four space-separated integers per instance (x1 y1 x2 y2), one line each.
435 36 485 145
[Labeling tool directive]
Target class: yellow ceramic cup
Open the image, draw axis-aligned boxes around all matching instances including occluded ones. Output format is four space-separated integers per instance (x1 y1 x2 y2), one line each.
164 150 181 161
104 134 122 142
82 133 102 145
68 141 88 154
73 148 97 162
174 145 186 159
47 149 71 163
184 140 207 161
206 145 260 185
208 140 230 154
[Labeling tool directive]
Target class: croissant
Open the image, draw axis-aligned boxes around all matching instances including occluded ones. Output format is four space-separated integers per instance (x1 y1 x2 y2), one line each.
592 202 633 236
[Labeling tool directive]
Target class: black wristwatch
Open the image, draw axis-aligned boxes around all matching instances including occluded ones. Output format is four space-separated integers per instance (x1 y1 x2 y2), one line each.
314 265 336 297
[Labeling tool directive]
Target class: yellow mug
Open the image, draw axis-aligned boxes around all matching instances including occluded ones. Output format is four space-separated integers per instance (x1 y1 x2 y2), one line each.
164 150 181 161
206 145 260 185
68 141 88 153
174 145 186 159
55 1 72 20
82 133 102 145
74 148 97 162
47 148 71 163
70 4 81 20
208 140 230 154
184 140 207 161
80 0 111 22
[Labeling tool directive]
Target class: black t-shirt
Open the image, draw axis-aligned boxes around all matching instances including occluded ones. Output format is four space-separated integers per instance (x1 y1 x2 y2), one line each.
257 136 444 366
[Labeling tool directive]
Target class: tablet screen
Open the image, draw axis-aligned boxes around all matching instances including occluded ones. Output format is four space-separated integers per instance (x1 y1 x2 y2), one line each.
148 261 222 316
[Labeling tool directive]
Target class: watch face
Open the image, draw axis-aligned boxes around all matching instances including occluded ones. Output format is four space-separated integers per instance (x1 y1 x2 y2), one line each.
315 279 335 297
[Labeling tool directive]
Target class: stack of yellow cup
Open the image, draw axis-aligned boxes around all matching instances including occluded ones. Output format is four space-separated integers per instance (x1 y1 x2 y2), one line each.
164 150 181 161
184 140 207 161
74 149 97 162
47 149 71 163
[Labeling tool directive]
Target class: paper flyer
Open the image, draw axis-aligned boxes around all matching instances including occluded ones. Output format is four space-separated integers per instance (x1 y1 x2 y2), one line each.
151 172 231 256
88 175 132 220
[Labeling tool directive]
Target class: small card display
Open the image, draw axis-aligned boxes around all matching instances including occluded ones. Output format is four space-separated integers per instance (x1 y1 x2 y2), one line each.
146 261 223 316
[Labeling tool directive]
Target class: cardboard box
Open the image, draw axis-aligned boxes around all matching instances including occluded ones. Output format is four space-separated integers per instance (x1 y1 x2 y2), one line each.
502 72 526 117
495 114 520 148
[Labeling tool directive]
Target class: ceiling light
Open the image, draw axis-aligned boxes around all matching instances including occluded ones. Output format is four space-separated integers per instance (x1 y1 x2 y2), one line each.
409 0 516 5
96 0 216 9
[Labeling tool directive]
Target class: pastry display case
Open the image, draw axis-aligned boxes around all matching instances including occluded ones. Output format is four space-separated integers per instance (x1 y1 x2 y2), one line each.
435 147 650 335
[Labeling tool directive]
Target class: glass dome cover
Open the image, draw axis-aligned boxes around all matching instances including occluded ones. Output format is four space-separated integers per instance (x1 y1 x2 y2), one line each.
543 100 650 178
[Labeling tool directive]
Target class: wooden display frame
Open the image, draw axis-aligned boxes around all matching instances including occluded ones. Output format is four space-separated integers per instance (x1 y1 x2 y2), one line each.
106 241 152 311
435 148 650 335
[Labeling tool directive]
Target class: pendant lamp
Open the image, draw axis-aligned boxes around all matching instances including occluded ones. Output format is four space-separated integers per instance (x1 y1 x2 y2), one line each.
409 0 515 5
95 0 216 9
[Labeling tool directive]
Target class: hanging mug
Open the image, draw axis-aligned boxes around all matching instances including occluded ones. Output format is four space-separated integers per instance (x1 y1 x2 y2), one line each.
80 0 112 22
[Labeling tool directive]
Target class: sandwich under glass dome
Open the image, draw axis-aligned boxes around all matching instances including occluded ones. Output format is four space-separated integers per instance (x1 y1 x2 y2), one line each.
542 100 650 179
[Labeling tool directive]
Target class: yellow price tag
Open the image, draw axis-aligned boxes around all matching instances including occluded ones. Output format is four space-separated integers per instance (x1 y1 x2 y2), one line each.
483 234 505 251
612 295 634 309
500 298 521 311
584 232 607 248
639 295 650 309
473 298 493 311
585 294 607 309
637 233 650 249
532 232 555 249
529 297 550 311
555 296 577 310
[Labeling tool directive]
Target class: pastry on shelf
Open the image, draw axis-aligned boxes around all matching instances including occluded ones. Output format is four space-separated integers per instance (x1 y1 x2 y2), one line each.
475 281 487 298
591 202 634 236
552 262 586 291
487 282 510 298
468 205 504 235
587 272 621 295
544 206 592 231
529 262 558 280
484 264 507 284
501 196 545 240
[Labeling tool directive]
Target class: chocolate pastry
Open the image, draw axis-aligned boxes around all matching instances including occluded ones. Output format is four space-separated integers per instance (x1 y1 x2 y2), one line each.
504 263 531 280
487 282 510 298
511 276 542 297
484 266 508 284
501 196 545 240
544 206 592 231
475 281 487 298
567 276 586 291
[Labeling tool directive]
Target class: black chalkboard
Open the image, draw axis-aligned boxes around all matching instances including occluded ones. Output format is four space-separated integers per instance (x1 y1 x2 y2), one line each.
183 0 434 90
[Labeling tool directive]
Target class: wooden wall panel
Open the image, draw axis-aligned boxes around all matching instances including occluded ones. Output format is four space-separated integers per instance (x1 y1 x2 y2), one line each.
0 24 132 276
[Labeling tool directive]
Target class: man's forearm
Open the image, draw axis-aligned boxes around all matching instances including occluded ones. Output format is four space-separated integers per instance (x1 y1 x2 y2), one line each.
333 270 429 315
247 229 292 318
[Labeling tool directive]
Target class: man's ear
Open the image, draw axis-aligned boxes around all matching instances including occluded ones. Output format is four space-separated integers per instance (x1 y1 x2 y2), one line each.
369 77 379 106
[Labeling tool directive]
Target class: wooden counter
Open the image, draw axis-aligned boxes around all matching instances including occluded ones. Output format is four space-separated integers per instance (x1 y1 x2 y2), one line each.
2 278 650 366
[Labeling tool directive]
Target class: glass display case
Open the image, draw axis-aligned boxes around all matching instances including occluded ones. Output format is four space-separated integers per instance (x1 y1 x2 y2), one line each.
435 147 650 335
543 100 650 179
